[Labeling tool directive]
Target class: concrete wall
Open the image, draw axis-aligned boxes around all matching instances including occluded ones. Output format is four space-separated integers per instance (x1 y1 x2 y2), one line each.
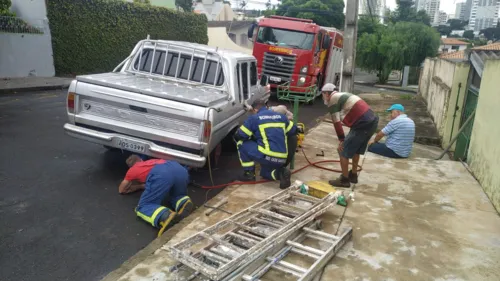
468 59 500 212
419 58 470 149
0 0 55 77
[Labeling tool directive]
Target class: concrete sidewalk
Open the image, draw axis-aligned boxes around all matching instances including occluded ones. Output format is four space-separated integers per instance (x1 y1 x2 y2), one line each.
102 122 500 281
0 77 72 94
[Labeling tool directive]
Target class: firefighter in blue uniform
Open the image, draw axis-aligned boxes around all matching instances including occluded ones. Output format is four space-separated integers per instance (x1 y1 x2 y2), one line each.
234 98 297 189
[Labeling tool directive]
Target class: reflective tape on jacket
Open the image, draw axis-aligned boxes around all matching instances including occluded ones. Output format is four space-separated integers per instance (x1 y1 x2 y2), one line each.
136 206 167 227
257 122 288 159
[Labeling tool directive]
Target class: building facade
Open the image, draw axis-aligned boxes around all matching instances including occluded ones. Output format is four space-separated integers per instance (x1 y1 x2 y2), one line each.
424 0 441 26
455 2 467 20
469 0 500 31
359 0 386 21
439 11 449 25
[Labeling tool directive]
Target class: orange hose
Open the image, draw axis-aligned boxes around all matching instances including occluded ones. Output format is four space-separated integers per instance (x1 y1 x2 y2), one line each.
195 148 362 189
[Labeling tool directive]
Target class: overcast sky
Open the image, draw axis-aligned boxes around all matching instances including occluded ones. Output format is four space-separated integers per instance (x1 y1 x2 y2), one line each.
242 0 457 15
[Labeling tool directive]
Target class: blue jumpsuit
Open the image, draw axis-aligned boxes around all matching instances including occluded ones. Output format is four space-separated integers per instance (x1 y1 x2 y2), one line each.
236 108 297 180
135 161 190 228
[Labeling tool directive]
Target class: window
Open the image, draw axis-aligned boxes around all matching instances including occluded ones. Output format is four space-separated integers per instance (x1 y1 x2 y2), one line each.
250 62 257 86
241 62 249 100
236 65 242 103
316 33 323 53
256 27 315 50
133 48 224 86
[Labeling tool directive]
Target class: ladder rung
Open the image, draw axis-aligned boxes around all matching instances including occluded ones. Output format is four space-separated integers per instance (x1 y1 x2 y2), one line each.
199 232 244 254
250 208 292 223
208 246 239 260
290 192 321 203
235 230 265 242
226 232 260 245
271 205 302 217
270 263 303 277
286 241 325 256
242 274 261 281
305 234 335 244
303 227 339 241
265 257 308 274
290 247 321 260
201 250 231 264
252 217 283 229
229 220 272 237
271 199 309 212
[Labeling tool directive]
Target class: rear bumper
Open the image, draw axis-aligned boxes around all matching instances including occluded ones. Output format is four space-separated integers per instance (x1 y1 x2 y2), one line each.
64 123 206 167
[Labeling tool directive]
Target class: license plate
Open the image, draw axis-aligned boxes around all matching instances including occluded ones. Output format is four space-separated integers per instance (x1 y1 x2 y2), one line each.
269 76 281 82
117 139 146 153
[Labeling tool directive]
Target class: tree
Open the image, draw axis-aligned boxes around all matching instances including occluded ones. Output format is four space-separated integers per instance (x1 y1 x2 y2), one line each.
0 0 15 17
357 15 382 38
275 0 344 28
175 0 193 12
265 0 271 10
480 27 500 42
435 25 452 36
387 0 431 26
133 0 151 4
463 30 474 40
447 19 468 30
240 0 247 10
357 22 440 83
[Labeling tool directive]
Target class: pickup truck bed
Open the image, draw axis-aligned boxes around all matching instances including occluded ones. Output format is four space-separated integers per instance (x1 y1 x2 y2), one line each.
76 72 227 107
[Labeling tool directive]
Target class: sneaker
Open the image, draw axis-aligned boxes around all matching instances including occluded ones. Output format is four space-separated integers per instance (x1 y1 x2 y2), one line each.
348 170 358 184
237 170 256 182
329 175 351 188
157 209 176 237
174 197 194 223
279 168 291 189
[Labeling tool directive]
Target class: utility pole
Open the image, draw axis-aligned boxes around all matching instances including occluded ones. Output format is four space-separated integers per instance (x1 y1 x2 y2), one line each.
341 0 359 93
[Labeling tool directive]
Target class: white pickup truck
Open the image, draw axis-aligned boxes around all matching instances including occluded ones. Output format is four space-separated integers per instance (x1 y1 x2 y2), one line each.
64 38 270 168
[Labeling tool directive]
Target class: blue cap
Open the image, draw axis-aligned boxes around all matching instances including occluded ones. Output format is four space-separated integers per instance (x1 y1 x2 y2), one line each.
386 104 405 112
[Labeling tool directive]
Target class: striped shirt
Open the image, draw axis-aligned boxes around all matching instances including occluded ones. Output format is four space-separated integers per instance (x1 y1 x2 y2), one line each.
326 92 376 140
381 114 415 158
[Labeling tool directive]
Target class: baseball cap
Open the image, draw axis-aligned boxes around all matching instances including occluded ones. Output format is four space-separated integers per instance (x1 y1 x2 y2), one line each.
321 83 337 92
386 104 405 112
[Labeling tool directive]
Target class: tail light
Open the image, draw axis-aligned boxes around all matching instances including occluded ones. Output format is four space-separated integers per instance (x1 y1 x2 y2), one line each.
203 120 212 142
67 92 75 113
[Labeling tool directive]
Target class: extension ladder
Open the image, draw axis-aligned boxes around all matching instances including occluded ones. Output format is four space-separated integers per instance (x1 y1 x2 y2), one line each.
167 186 344 281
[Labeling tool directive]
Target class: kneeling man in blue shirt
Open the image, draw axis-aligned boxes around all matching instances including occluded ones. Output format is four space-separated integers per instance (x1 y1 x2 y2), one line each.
368 104 415 158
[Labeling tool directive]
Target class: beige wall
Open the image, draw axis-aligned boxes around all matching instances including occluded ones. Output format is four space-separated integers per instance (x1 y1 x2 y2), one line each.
207 27 252 55
467 59 500 212
419 58 467 144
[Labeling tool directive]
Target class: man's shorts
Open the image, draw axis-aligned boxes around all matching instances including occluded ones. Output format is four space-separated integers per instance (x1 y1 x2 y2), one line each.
341 116 379 159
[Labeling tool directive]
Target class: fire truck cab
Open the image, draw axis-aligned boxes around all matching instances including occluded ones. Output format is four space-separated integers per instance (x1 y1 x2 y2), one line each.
247 15 343 103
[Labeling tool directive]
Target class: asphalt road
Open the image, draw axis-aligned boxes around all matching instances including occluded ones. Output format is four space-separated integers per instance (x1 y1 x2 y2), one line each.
0 89 330 281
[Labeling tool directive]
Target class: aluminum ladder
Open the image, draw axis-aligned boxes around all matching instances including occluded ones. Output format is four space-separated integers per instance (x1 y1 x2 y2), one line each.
167 186 344 281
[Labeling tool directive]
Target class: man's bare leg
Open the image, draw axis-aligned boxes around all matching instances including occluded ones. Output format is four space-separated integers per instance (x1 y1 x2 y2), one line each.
351 154 360 175
340 156 349 178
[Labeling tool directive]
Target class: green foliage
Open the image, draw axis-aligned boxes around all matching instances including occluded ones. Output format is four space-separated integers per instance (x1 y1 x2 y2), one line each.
47 0 207 75
387 0 431 26
463 30 474 40
263 8 276 17
265 0 271 10
435 25 452 36
447 19 468 30
357 22 440 83
275 0 344 28
480 27 500 42
133 0 151 4
357 15 382 38
175 0 193 12
0 0 15 16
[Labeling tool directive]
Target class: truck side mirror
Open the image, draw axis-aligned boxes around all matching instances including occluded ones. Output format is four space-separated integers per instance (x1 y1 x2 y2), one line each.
247 24 255 40
323 36 331 50
260 74 269 86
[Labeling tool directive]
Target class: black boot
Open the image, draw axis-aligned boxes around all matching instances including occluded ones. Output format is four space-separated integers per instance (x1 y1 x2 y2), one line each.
348 170 358 184
238 170 256 182
329 174 351 188
278 168 291 189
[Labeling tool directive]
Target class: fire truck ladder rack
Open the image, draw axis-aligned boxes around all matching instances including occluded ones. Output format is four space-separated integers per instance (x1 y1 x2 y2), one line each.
166 186 344 281
277 82 318 104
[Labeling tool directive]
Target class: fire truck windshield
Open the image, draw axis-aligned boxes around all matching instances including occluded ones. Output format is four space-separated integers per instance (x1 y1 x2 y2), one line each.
257 26 315 50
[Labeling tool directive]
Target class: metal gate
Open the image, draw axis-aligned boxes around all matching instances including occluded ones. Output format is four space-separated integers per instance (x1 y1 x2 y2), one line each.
454 87 479 161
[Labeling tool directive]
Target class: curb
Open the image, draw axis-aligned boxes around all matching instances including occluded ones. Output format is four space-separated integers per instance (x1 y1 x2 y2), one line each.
373 84 418 94
0 84 70 94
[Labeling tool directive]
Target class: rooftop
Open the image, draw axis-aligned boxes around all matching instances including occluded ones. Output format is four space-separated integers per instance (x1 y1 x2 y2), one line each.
440 38 469 45
472 42 500 51
440 50 466 61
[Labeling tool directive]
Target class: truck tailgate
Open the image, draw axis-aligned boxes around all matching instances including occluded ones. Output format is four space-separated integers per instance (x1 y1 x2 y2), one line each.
76 72 227 107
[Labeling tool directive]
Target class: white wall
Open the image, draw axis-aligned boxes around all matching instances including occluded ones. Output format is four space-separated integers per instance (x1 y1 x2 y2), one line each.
439 44 467 53
0 0 55 77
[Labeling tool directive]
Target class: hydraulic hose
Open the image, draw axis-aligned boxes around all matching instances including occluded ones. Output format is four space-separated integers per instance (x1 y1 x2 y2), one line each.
193 147 362 189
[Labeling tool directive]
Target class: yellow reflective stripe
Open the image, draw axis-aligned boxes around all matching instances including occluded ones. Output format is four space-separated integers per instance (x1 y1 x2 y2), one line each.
286 121 294 133
136 206 167 227
175 196 190 211
258 122 288 158
239 125 253 137
237 140 255 167
271 170 277 180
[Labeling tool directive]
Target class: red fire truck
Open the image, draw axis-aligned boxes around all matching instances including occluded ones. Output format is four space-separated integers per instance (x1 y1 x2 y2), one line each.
247 15 343 103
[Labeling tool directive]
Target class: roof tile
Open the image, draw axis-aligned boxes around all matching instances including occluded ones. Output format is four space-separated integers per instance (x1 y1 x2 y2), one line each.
440 38 469 45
